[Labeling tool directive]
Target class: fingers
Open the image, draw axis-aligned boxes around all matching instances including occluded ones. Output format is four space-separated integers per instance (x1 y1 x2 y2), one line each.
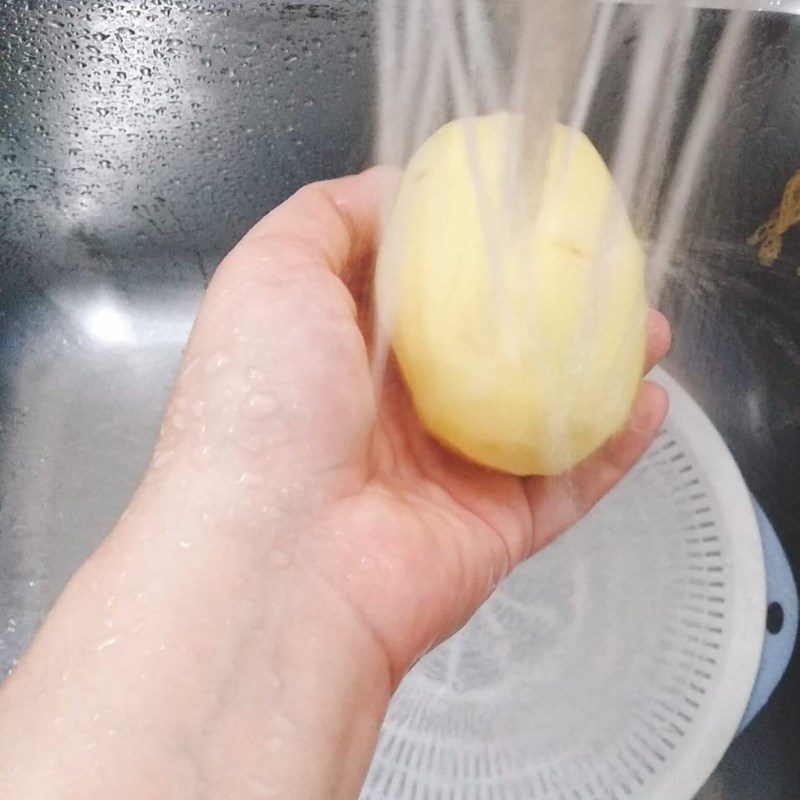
525 380 669 554
233 166 396 285
645 309 672 374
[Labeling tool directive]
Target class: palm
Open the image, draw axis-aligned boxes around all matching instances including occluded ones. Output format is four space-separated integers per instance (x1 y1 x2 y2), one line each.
309 306 664 676
332 356 530 669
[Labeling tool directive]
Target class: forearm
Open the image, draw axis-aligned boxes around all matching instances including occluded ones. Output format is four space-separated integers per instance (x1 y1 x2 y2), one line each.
0 482 391 799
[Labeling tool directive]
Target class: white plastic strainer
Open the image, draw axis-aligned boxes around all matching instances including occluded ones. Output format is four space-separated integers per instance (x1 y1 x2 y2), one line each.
361 368 767 800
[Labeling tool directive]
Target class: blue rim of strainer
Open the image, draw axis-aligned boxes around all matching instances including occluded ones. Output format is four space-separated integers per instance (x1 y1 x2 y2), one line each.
737 498 799 733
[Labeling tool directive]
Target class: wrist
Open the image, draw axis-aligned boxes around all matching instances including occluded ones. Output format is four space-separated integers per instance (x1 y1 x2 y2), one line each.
103 492 395 799
0 487 393 800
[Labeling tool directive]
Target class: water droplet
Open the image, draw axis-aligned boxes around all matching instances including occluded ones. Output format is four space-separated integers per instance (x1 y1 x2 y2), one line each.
97 637 118 653
152 449 174 469
237 436 265 457
182 355 201 376
261 504 282 520
191 399 205 418
236 471 265 489
193 445 218 466
205 352 230 374
272 714 296 737
243 394 277 418
178 540 192 549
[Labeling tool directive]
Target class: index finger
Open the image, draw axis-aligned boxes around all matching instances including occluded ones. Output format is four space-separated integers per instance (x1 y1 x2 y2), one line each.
235 166 396 286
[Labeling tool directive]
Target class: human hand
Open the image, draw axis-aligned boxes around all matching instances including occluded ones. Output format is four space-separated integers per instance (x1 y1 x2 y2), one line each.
0 167 670 800
152 166 671 680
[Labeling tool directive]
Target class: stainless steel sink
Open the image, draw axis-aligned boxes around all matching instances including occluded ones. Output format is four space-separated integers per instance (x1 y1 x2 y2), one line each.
0 0 374 658
0 2 797 797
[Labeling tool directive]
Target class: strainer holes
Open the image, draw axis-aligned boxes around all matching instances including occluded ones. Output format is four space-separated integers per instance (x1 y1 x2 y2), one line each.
630 719 667 759
767 602 785 634
654 700 689 731
694 668 712 680
616 752 644 786
596 775 618 800
656 731 677 750
396 772 408 797
624 742 655 775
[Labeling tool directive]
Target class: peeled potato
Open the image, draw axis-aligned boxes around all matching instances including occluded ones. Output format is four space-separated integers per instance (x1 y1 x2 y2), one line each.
377 114 647 477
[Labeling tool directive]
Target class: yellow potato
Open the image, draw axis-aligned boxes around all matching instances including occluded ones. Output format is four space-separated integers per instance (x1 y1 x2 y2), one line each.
377 114 647 476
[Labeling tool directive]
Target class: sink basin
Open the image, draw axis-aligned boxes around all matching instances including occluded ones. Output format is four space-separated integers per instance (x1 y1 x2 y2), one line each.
0 2 797 798
0 0 374 660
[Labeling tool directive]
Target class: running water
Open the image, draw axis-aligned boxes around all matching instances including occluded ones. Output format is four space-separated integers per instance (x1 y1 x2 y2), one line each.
373 0 750 382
